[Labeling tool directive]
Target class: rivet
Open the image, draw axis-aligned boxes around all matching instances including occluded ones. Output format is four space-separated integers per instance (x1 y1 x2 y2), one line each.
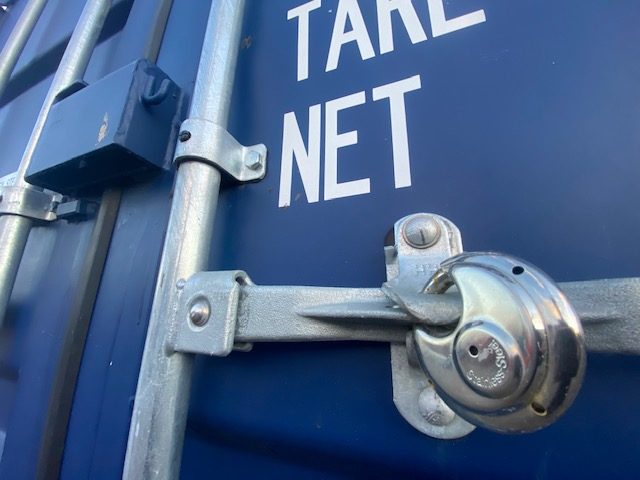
418 387 456 426
188 298 210 327
402 215 441 249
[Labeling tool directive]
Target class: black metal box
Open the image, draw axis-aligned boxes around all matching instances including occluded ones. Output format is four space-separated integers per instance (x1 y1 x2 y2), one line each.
26 59 183 194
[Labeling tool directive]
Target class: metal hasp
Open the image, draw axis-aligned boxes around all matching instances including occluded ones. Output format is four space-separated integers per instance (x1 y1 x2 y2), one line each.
168 213 640 443
384 214 478 439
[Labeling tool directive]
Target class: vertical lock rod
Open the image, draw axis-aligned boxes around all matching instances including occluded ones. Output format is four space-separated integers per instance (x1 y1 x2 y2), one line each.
123 1 246 479
0 0 49 99
0 0 111 327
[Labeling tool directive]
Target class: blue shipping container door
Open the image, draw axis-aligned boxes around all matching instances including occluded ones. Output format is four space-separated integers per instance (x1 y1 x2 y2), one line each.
0 1 638 479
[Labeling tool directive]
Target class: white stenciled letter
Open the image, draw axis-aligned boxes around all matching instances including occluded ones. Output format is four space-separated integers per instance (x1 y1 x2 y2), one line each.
279 105 322 207
287 0 322 81
326 0 375 72
324 91 369 200
372 75 421 189
427 0 486 37
376 0 427 54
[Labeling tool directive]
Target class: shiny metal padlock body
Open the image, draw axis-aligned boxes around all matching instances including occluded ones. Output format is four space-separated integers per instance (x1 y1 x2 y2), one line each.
414 252 586 434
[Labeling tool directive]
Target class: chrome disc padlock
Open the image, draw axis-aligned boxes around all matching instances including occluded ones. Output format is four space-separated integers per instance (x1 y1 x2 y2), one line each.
413 252 586 433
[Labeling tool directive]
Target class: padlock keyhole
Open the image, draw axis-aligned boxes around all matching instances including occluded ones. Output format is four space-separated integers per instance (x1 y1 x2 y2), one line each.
531 402 547 416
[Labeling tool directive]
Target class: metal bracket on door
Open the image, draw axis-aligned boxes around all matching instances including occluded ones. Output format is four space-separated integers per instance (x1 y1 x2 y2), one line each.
0 183 100 223
169 213 640 439
174 118 267 182
0 185 60 221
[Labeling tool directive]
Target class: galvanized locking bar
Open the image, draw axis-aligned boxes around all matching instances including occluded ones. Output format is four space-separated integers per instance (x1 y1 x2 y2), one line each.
170 213 640 440
170 273 640 352
170 220 640 356
0 0 49 97
123 2 268 478
172 273 463 355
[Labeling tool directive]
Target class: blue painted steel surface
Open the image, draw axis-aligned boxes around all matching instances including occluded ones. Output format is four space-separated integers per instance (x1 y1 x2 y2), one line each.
188 0 640 478
0 0 638 479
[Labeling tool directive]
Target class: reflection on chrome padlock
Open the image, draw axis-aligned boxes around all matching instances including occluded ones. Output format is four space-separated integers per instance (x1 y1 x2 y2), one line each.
413 252 586 433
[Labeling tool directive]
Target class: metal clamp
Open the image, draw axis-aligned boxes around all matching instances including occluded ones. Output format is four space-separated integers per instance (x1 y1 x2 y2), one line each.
0 185 59 221
168 213 640 440
174 118 267 182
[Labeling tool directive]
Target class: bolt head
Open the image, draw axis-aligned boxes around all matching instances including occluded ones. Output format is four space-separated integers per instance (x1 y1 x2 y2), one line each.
245 150 262 170
188 299 210 327
402 215 441 249
178 130 191 142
